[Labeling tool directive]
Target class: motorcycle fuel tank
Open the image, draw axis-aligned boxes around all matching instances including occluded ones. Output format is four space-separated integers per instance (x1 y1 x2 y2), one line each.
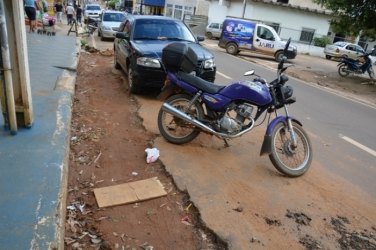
219 80 272 106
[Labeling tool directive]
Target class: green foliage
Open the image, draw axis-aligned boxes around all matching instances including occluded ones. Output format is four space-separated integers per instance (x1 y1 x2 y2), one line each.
107 0 117 9
80 39 87 47
313 0 376 39
313 36 331 47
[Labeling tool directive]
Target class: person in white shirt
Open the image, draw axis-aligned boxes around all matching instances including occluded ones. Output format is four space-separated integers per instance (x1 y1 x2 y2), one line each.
66 3 75 25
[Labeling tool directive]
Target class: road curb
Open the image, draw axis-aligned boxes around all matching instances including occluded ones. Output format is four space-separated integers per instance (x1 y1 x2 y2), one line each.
54 37 81 250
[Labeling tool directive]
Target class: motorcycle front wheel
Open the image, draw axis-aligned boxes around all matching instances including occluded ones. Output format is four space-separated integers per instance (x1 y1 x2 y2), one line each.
158 94 204 144
338 64 350 77
269 121 312 177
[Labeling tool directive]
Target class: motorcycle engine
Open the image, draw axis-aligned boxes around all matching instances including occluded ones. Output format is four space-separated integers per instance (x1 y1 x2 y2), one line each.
218 104 254 134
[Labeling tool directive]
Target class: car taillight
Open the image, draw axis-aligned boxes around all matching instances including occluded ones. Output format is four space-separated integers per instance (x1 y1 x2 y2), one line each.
336 48 339 53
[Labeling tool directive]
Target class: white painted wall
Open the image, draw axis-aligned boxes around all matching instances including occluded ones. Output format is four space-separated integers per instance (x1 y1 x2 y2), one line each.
208 0 331 40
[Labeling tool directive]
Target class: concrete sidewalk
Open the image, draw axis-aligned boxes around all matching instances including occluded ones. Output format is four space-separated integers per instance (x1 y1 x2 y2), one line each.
0 29 79 249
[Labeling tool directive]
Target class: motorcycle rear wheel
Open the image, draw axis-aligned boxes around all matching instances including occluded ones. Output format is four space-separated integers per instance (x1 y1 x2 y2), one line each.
338 64 350 77
158 94 204 144
269 121 312 177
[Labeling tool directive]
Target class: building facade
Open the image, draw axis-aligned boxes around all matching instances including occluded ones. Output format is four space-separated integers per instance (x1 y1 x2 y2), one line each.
207 0 332 44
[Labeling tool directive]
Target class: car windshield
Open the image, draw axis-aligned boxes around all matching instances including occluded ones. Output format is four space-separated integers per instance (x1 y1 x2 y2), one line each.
87 5 101 10
133 19 196 42
103 13 126 22
334 42 347 47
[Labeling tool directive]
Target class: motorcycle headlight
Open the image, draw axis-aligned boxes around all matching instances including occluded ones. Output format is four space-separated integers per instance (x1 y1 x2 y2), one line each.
137 57 161 68
203 59 215 69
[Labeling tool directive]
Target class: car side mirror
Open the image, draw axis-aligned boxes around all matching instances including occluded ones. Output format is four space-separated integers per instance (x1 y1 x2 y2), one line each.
115 32 129 40
197 36 205 42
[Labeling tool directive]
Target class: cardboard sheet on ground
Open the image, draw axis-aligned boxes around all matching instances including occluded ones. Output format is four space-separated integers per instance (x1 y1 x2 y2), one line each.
94 177 167 208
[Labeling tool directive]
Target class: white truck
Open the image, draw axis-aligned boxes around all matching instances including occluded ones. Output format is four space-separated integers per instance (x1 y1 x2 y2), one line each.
218 17 297 62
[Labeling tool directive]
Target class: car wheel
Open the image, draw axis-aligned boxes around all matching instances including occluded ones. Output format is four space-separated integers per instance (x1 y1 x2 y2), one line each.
325 55 331 60
226 43 238 55
127 67 141 94
275 51 284 62
98 29 101 37
100 35 105 41
206 32 213 39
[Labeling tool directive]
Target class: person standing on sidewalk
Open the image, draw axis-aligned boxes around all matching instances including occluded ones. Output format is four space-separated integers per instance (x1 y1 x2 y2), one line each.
76 4 82 26
24 0 37 32
54 1 63 23
66 3 75 25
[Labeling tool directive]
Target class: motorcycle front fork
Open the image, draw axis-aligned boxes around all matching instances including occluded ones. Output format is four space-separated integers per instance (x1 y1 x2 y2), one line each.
276 105 298 148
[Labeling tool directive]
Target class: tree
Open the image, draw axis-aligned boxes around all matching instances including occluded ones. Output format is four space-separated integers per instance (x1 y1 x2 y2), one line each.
313 0 376 39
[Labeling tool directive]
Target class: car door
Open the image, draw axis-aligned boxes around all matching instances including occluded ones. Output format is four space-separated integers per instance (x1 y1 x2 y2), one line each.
345 44 364 59
115 19 132 73
354 44 365 59
253 25 277 55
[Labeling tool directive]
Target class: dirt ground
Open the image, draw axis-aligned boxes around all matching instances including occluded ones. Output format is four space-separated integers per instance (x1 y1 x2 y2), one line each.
64 50 376 250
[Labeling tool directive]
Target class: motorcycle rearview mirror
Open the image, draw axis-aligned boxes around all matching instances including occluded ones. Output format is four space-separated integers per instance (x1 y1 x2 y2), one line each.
278 56 287 70
244 70 255 76
284 38 291 56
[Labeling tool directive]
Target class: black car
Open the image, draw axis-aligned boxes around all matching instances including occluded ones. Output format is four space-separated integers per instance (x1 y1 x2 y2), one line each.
114 15 216 94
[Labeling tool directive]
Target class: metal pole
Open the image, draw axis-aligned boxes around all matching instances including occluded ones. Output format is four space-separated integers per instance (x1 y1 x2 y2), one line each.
242 0 246 18
0 0 17 134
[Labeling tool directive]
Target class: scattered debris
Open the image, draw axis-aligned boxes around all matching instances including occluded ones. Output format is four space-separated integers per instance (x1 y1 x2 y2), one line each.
99 49 114 57
331 216 376 249
140 242 154 250
145 148 160 163
250 236 261 244
286 209 312 226
181 215 192 226
233 206 243 212
299 234 323 249
264 217 282 226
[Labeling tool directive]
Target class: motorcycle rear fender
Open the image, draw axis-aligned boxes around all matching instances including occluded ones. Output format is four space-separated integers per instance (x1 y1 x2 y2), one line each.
260 116 302 156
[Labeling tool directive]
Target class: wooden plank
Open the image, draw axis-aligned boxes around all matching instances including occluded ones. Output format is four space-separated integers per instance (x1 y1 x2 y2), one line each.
93 177 167 208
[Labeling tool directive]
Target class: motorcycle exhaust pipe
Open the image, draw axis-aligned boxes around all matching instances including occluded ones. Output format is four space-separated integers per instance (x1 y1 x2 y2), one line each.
161 103 254 139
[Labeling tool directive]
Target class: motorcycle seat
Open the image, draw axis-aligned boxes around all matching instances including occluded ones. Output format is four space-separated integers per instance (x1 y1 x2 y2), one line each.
177 72 224 94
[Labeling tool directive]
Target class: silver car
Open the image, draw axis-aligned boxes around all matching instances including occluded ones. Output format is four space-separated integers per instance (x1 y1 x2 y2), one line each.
324 41 365 60
205 22 222 39
98 11 126 41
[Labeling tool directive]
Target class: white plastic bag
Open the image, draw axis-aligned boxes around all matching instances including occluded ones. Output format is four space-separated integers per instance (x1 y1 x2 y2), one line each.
145 148 160 163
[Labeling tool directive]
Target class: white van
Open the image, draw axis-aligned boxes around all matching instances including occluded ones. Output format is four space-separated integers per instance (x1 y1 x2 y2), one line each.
218 17 297 61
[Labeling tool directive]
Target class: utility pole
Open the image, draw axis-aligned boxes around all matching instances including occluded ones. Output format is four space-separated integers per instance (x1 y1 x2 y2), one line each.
242 0 246 18
0 0 33 135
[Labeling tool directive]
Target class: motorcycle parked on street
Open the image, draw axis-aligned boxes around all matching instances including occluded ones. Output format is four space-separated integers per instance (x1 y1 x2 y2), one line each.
157 38 312 177
337 51 375 80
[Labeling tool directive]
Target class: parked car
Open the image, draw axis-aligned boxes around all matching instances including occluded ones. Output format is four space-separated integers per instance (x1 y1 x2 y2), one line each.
98 10 126 40
114 15 216 94
205 22 222 39
83 4 102 20
324 41 365 60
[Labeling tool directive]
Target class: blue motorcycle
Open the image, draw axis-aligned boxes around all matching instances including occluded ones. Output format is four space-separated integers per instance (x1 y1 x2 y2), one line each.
157 38 312 177
338 51 375 80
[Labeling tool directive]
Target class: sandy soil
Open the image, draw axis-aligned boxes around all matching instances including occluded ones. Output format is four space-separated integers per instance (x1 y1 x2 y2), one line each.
64 50 376 249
